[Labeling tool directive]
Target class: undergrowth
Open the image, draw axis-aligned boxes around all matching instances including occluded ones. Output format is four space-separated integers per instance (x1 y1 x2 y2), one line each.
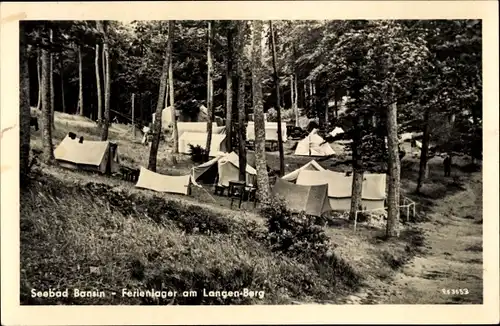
20 172 361 305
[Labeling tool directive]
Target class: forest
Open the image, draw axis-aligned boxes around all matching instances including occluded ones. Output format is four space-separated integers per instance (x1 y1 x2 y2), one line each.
18 19 484 305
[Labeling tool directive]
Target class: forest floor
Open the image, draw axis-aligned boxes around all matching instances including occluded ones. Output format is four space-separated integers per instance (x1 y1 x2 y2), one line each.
22 111 482 305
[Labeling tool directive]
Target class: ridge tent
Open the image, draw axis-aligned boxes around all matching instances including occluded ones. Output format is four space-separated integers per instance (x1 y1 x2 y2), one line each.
282 160 325 182
294 129 335 157
272 178 332 217
296 170 387 211
178 132 227 157
246 122 287 142
177 122 219 137
135 167 191 195
152 105 212 129
191 152 257 187
329 127 345 137
54 135 120 174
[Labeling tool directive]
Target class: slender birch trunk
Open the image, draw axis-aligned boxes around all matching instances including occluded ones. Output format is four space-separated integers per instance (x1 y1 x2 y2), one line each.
95 43 102 127
386 101 401 238
269 20 285 176
205 21 214 160
252 20 270 203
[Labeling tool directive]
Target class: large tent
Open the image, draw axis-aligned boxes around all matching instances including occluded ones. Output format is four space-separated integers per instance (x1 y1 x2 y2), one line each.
246 122 287 142
294 129 335 156
152 105 214 129
191 152 257 187
282 160 325 182
176 122 223 137
178 132 227 157
135 167 191 195
296 170 387 211
272 178 332 217
54 135 120 174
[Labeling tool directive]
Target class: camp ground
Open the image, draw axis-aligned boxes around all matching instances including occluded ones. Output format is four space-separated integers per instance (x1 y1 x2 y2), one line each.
19 17 486 310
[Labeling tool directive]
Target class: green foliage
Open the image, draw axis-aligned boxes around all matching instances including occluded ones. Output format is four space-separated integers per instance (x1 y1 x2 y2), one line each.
188 144 208 163
260 197 330 258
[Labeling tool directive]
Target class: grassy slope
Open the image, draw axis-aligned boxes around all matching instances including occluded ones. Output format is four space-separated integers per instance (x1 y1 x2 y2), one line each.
22 112 482 304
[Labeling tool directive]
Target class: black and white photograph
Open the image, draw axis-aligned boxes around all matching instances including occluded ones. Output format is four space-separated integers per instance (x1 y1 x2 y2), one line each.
1 1 499 325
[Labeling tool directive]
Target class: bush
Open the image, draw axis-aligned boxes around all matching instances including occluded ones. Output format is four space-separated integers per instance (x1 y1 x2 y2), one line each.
260 197 330 258
188 144 208 163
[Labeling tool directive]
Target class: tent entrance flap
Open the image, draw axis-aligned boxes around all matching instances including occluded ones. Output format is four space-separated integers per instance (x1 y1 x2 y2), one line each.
272 178 332 217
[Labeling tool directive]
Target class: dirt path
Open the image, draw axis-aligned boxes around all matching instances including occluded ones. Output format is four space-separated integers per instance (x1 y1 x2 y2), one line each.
342 173 483 304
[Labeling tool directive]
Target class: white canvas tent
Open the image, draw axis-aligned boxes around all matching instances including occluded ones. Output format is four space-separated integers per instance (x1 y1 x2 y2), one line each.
191 152 257 187
272 178 332 217
296 170 387 211
54 135 120 174
178 132 227 156
294 129 335 156
329 127 344 137
177 122 226 138
246 122 287 142
282 160 325 182
135 167 191 195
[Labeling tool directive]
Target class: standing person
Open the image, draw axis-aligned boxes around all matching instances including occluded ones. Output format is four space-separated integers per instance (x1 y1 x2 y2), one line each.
443 154 452 177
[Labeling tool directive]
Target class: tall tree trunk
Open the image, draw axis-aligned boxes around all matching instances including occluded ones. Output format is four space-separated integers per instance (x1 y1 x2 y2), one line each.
95 43 102 127
49 29 55 127
78 44 83 116
101 23 111 141
36 48 41 110
40 38 55 163
60 56 66 113
251 20 270 203
236 21 247 182
416 107 431 193
293 74 300 120
291 75 298 126
169 21 179 154
205 21 214 160
148 23 172 172
269 20 284 176
225 23 234 152
139 93 144 125
349 136 363 220
20 23 31 181
386 102 401 238
131 93 135 137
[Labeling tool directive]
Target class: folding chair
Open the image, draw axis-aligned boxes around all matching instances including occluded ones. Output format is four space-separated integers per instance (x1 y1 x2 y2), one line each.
229 181 246 209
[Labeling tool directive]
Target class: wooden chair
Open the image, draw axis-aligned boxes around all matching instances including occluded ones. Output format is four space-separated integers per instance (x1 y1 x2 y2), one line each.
246 186 258 208
214 184 226 196
229 180 246 209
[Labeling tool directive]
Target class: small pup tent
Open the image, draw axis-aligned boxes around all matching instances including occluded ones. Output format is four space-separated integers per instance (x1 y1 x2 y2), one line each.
281 160 325 182
135 167 191 195
329 127 345 137
272 178 332 217
246 122 287 142
178 132 227 157
294 129 335 157
54 135 120 174
296 170 386 211
191 152 257 187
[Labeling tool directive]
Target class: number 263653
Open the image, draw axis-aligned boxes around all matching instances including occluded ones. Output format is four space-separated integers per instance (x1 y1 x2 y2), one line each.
441 288 469 295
